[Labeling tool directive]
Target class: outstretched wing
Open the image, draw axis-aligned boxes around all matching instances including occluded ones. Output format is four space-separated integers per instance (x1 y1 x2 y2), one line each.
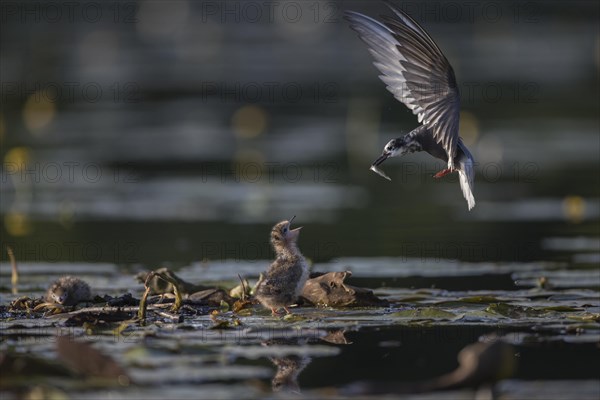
345 3 460 166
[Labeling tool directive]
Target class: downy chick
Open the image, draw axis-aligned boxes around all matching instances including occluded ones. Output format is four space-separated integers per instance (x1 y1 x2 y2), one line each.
255 216 308 315
45 276 92 306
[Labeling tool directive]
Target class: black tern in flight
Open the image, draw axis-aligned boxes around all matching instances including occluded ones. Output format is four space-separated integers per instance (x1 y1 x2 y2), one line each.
346 2 476 210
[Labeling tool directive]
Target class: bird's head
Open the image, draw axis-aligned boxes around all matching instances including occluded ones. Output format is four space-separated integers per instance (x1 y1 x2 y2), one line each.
50 287 68 304
371 135 423 181
270 216 302 250
373 136 417 166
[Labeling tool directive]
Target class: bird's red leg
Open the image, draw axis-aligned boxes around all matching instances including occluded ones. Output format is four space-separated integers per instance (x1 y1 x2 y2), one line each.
271 307 279 316
433 168 453 179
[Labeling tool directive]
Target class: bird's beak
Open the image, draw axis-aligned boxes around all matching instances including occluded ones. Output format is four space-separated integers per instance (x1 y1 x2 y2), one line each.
289 226 302 240
370 152 393 181
286 215 301 240
288 225 302 241
372 152 390 166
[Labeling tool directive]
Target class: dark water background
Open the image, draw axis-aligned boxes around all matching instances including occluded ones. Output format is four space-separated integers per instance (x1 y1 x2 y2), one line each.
0 1 599 398
1 0 598 266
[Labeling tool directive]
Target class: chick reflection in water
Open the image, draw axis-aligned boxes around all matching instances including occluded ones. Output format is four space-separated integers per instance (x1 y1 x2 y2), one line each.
262 339 311 394
261 331 350 393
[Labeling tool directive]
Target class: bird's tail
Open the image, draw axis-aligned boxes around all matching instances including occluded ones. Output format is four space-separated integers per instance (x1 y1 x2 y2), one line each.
458 159 476 210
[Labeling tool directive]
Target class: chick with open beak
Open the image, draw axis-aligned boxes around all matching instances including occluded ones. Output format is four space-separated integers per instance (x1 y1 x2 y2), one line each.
255 216 309 316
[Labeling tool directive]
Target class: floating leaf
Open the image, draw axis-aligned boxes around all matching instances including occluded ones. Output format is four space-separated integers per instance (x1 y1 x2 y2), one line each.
219 300 230 313
32 302 66 315
10 297 44 312
434 296 506 307
457 296 503 304
391 307 457 320
209 311 241 330
232 299 253 314
566 313 600 322
282 313 307 322
113 320 135 336
485 303 546 318
542 306 582 312
394 295 429 303
210 319 232 330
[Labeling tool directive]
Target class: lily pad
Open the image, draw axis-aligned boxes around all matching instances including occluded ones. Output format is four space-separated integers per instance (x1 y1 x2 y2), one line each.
391 307 458 320
484 303 547 318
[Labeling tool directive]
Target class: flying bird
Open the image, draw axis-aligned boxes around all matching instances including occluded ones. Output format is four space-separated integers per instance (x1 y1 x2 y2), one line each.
345 2 476 210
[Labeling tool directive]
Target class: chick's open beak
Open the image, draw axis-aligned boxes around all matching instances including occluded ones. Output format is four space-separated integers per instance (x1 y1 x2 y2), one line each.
285 215 302 240
288 226 302 240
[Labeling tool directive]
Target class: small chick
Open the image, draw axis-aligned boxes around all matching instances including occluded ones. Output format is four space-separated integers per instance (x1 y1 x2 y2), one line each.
45 276 92 306
255 216 309 315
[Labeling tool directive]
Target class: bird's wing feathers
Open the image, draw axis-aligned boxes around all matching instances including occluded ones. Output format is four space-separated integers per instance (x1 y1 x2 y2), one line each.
345 4 460 164
457 139 476 210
